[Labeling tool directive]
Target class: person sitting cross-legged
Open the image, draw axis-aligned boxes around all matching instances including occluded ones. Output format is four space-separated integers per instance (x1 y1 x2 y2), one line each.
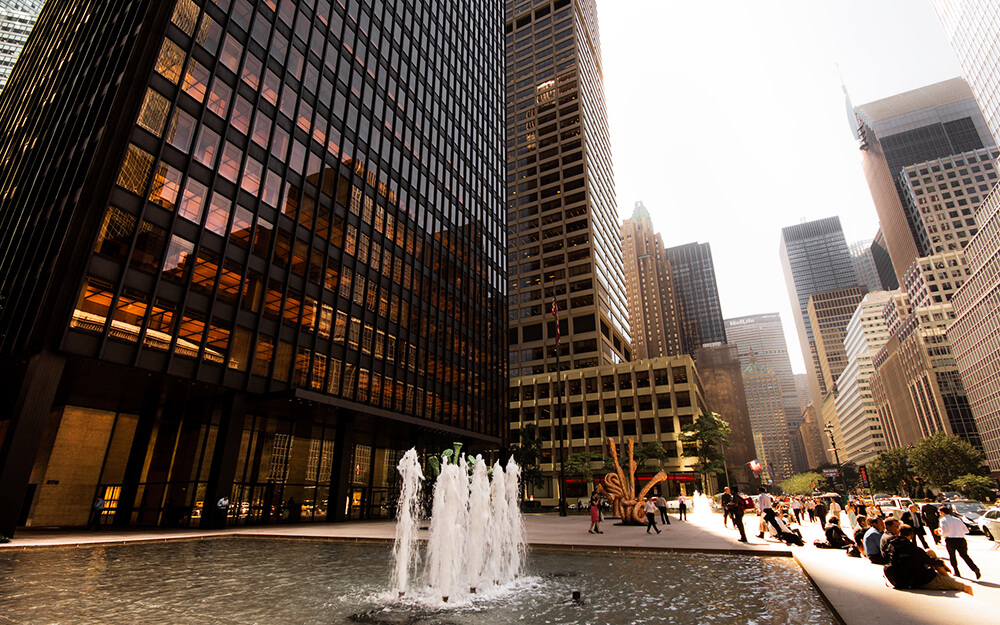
883 525 972 595
824 516 855 549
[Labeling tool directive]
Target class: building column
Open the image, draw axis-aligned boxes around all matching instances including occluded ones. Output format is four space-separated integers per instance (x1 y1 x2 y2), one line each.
328 412 356 523
0 352 65 537
113 385 162 527
201 392 248 530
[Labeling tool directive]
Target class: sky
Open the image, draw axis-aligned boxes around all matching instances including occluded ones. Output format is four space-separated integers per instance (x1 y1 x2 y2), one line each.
596 0 964 374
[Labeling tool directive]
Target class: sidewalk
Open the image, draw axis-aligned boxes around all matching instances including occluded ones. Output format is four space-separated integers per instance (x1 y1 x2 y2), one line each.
2 509 997 624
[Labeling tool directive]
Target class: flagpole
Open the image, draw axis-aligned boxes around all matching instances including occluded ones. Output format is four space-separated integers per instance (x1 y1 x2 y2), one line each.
554 297 567 517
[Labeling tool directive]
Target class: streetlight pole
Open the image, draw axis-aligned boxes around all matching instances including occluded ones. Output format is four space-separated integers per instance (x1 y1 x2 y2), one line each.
824 423 849 503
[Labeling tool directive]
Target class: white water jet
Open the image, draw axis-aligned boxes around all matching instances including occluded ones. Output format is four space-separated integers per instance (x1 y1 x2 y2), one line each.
391 449 424 596
390 448 525 603
466 456 491 592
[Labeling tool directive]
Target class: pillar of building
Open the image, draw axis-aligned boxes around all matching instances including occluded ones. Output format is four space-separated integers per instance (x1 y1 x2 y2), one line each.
0 352 65 537
328 412 356 523
201 392 248 530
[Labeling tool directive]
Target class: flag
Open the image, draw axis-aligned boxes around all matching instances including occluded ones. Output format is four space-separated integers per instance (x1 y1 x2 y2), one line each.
749 459 762 477
551 298 560 345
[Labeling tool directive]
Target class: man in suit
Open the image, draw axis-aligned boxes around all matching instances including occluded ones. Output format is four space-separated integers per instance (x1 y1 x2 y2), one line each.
901 504 929 548
921 499 941 545
720 487 733 528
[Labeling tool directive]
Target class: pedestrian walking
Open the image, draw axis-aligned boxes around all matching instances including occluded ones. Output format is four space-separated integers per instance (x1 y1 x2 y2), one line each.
88 495 105 530
588 492 604 534
756 487 783 538
655 493 670 525
901 504 928 549
921 499 941 545
677 494 687 521
728 488 748 542
790 496 803 524
806 497 816 523
937 505 981 579
720 487 733 528
644 498 661 534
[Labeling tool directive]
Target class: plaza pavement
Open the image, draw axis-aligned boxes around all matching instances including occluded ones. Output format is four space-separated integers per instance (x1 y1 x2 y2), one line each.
2 508 997 624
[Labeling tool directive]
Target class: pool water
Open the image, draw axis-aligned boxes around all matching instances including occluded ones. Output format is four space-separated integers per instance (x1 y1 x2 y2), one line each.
0 539 835 625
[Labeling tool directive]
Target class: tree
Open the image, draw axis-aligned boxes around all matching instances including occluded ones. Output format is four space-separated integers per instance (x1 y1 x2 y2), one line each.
679 412 731 494
950 474 995 502
634 442 668 469
865 448 913 495
910 433 985 487
509 424 544 497
781 471 824 495
564 451 602 480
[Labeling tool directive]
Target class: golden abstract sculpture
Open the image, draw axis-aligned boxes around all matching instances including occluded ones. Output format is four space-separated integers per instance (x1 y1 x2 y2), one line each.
601 437 667 524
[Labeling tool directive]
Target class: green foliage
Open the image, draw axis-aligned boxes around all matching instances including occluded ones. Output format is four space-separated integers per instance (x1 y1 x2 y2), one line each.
910 433 985 487
866 448 912 495
564 451 603 479
781 471 824 495
679 412 732 482
509 424 544 491
949 473 995 501
634 442 668 468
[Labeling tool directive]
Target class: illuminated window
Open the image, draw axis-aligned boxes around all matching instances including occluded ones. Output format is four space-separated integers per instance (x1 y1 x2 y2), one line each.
154 39 185 84
191 247 219 295
253 334 273 376
205 318 230 363
218 258 242 304
348 317 361 349
161 235 195 283
71 278 113 331
220 33 242 73
206 79 231 118
130 221 167 273
229 206 253 248
171 0 199 35
176 312 206 356
362 324 373 354
182 59 210 103
252 110 272 147
94 206 135 261
302 297 317 332
193 126 221 168
230 95 252 135
319 304 333 338
196 14 222 54
274 340 292 382
205 193 231 235
219 142 242 180
241 156 263 195
116 144 154 195
328 359 342 395
178 177 208 223
136 89 170 137
333 311 347 343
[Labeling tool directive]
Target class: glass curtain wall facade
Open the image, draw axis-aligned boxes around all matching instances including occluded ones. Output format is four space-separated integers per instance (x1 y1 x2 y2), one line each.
0 0 506 536
664 242 727 354
0 0 44 92
505 0 631 379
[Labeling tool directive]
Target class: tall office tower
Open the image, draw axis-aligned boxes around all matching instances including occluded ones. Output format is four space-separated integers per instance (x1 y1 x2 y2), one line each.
798 403 828 469
932 0 1000 142
664 242 727 354
850 239 883 293
951 187 1000 473
899 148 999 254
903 251 972 308
932 1 1000 475
724 313 806 471
794 373 811 410
871 229 899 290
779 217 861 408
0 0 506 536
505 0 631 380
693 344 757 488
807 286 868 393
834 291 892 465
621 201 682 359
853 78 995 285
741 360 794 481
0 0 44 92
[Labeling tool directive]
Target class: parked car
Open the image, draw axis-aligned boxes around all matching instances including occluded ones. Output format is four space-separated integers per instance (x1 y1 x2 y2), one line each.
982 509 1000 541
946 500 988 534
938 491 962 502
977 506 1000 539
876 496 915 520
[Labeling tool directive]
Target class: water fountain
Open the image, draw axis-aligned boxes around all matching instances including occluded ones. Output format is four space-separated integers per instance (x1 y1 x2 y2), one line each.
391 446 525 603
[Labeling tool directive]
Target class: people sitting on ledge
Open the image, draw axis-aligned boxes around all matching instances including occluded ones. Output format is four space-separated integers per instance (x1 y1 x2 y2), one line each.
883 525 972 595
879 518 902 562
823 516 855 549
853 516 870 547
863 517 887 564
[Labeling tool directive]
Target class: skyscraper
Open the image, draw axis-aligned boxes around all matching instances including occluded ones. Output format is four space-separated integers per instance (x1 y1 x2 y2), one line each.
724 313 804 471
932 0 1000 143
779 216 861 408
505 0 631 379
0 0 506 536
870 229 899 290
741 360 794 481
853 78 995 285
664 241 727 354
850 239 884 293
932 0 1000 475
0 0 44 92
621 201 682 359
834 291 892 465
807 286 868 393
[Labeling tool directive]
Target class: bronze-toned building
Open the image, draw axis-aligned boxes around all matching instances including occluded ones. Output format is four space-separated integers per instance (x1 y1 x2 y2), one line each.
0 0 506 535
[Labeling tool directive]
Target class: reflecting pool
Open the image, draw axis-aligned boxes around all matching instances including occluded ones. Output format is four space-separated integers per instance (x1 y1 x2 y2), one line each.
0 539 835 624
